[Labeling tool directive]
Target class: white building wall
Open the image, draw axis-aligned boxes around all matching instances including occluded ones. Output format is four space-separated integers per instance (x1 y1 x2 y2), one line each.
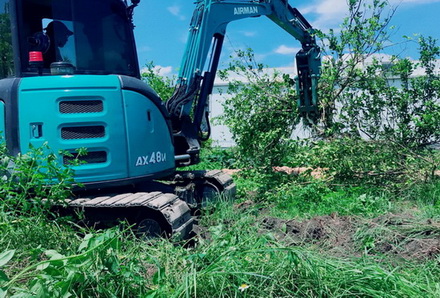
209 84 236 147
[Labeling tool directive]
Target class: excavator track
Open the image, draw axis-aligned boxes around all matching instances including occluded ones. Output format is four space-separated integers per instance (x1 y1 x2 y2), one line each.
172 170 236 209
66 192 194 240
60 170 235 240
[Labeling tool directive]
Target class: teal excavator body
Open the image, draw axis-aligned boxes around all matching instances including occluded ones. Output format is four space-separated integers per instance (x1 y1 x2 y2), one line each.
8 75 175 184
0 0 320 238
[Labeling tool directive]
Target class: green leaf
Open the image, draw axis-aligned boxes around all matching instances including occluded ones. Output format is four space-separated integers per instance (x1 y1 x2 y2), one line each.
0 270 8 282
0 250 15 267
144 290 158 298
152 267 166 285
30 280 47 298
36 262 50 271
78 234 93 252
45 250 65 260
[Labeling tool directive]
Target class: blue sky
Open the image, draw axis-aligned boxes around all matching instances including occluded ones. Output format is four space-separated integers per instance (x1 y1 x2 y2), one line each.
133 0 440 76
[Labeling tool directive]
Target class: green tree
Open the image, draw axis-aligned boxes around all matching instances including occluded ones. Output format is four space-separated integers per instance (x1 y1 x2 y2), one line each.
141 62 175 100
218 49 299 170
219 0 440 185
0 2 13 79
338 36 440 147
316 0 395 135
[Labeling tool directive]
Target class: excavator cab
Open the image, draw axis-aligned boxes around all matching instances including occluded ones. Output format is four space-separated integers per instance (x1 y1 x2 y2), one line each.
10 0 140 77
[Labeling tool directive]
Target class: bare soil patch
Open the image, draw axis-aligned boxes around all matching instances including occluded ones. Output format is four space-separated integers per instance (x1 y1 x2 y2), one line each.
194 207 439 261
260 213 440 261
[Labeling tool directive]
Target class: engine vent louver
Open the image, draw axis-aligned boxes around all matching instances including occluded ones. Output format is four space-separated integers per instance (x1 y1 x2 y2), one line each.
61 126 105 140
59 100 103 114
63 151 107 165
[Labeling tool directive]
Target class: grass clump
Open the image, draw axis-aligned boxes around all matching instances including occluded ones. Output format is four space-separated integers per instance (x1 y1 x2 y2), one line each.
108 202 440 297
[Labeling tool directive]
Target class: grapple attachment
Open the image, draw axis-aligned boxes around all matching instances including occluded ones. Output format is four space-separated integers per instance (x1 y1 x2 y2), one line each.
295 46 321 120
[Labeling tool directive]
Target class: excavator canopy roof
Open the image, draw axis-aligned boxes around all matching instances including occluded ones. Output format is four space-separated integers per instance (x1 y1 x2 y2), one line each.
5 0 140 77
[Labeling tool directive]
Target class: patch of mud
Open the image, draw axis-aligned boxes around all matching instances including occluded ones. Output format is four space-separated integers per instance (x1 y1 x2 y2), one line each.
195 199 439 261
235 200 255 210
261 215 359 257
399 239 440 259
365 214 440 260
260 213 440 261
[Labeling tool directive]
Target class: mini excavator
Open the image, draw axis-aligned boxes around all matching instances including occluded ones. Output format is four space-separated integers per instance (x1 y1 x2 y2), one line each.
0 0 320 238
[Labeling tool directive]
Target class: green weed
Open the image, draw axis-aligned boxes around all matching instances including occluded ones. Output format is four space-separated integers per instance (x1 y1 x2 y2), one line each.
0 143 76 215
1 228 155 297
1 199 438 297
122 202 439 297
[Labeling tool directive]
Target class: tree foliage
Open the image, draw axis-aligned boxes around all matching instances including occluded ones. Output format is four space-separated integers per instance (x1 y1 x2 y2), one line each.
141 62 175 101
314 0 395 133
332 36 440 147
219 0 440 186
218 50 299 170
0 4 13 79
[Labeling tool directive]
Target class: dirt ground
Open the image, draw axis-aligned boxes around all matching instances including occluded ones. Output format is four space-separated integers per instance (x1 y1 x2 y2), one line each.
219 168 440 261
259 212 440 261
195 200 439 262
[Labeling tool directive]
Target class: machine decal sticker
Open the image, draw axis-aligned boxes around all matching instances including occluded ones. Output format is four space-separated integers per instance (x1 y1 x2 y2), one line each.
234 7 259 15
136 152 167 166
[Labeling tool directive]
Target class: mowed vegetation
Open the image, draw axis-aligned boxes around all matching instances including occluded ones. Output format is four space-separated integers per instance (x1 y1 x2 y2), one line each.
1 0 440 297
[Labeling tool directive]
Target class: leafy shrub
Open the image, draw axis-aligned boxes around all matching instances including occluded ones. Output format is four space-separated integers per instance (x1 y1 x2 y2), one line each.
0 143 76 214
199 145 238 169
298 138 440 189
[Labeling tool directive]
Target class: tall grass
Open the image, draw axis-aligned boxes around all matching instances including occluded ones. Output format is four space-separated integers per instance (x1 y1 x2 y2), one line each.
1 145 439 297
2 201 439 297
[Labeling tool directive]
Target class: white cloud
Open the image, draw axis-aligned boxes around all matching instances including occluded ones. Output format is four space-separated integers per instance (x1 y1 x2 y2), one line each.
141 65 174 77
391 0 440 3
240 31 257 37
302 0 440 30
314 0 347 16
274 45 301 55
155 65 173 77
167 5 180 16
167 5 186 21
300 0 349 30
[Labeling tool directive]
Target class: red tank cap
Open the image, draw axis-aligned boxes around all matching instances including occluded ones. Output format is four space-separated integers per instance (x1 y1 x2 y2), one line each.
29 51 43 62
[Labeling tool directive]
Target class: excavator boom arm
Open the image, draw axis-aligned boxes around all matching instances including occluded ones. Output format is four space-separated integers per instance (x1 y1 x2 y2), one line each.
166 0 321 165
